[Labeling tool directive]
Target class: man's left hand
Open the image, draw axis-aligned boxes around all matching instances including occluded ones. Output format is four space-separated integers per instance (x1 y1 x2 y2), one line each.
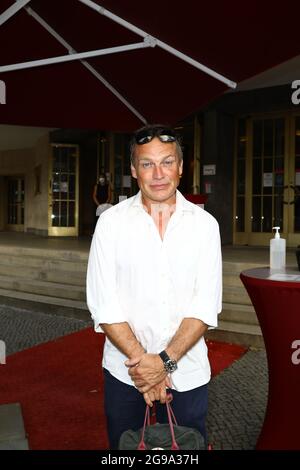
125 353 166 393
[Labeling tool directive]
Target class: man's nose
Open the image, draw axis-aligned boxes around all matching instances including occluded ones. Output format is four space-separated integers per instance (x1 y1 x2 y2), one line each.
152 164 164 179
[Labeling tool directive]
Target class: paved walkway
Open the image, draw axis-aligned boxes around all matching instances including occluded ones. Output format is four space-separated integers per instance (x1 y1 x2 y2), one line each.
0 304 267 450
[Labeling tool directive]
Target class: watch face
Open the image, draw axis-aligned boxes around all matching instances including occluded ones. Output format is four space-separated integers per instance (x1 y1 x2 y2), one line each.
165 359 178 373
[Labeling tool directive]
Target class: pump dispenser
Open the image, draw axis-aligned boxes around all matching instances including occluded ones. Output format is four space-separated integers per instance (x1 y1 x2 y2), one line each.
270 226 286 271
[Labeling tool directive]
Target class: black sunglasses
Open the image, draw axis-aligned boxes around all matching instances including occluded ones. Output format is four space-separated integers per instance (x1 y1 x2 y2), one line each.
134 127 177 145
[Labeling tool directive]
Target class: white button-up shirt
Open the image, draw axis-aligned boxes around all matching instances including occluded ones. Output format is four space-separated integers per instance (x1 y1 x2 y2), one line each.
86 190 222 391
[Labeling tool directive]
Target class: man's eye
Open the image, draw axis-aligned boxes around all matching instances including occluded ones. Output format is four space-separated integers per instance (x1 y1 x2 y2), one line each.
163 160 174 166
142 162 153 169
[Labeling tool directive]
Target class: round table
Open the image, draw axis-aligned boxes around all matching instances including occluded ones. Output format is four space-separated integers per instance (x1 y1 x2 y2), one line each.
240 267 300 450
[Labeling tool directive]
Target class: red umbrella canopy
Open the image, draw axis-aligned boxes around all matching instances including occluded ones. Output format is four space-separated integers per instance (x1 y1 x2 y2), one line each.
0 0 300 130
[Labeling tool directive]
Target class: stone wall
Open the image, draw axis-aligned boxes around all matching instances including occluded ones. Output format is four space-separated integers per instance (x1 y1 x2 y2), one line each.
0 133 50 235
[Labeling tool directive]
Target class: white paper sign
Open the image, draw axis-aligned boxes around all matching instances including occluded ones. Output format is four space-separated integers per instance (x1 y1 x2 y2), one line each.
60 182 68 192
203 164 216 176
263 172 273 187
123 175 131 188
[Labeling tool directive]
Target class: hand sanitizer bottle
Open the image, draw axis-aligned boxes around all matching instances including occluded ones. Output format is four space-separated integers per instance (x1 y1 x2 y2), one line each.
270 226 286 271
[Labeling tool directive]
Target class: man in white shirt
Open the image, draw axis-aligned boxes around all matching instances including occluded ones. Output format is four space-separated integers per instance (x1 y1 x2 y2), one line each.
87 124 222 449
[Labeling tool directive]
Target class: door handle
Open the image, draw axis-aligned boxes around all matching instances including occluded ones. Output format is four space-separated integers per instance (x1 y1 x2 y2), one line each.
283 184 296 205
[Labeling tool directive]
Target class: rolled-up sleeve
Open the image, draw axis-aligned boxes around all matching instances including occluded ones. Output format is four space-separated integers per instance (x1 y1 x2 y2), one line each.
184 217 222 328
86 213 125 332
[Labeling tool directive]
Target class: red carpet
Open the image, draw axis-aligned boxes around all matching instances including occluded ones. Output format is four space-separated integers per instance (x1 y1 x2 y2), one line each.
0 328 246 449
207 339 247 377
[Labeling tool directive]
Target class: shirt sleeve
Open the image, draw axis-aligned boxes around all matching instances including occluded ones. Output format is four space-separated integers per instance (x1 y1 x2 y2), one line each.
184 216 222 328
86 212 125 332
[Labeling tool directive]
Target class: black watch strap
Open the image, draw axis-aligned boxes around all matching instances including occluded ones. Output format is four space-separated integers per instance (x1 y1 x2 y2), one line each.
159 350 170 363
159 350 178 373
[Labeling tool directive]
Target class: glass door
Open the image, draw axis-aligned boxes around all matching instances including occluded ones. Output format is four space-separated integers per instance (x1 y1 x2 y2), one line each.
7 176 24 231
250 117 286 244
48 144 79 236
287 116 300 245
234 114 300 246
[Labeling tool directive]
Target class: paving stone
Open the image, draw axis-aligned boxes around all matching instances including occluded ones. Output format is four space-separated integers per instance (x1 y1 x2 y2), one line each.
0 403 29 449
0 438 29 450
0 305 89 355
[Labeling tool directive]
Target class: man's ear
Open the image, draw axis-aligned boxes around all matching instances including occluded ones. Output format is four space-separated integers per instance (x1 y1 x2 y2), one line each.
131 163 137 179
179 160 183 177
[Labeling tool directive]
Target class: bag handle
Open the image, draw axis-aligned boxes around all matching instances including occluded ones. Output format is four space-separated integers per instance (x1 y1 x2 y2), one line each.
137 396 179 450
137 405 150 450
166 400 179 450
167 399 178 426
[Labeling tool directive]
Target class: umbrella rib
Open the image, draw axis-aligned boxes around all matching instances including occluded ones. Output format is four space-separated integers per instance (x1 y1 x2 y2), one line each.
80 60 147 124
3 4 147 123
0 45 151 125
78 0 237 89
0 0 31 26
25 5 147 123
0 43 149 72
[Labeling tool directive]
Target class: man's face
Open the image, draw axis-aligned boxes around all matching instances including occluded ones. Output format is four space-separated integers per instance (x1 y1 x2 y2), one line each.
131 137 183 206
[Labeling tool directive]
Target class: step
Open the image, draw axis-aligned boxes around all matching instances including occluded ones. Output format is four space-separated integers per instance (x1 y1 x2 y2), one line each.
0 244 89 263
0 403 29 450
218 319 262 336
0 275 86 301
206 327 264 349
0 252 87 273
223 260 267 274
222 273 247 288
0 287 88 310
206 315 264 349
0 263 86 287
220 302 258 325
222 285 252 305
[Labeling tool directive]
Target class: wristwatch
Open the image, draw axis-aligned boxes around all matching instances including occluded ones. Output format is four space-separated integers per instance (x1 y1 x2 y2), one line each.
159 350 178 373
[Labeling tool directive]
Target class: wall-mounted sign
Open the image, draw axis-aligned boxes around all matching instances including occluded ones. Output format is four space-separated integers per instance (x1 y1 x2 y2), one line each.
0 80 6 105
60 182 68 192
203 164 216 176
123 175 131 188
263 172 273 187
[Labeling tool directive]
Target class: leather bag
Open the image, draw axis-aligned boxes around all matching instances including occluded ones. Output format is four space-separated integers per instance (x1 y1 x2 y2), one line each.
118 401 205 450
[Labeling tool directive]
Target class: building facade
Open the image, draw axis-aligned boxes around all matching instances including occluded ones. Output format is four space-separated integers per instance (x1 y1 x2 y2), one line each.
1 83 300 247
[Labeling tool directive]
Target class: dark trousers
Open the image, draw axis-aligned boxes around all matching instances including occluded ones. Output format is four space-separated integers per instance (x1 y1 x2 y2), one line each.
103 368 208 449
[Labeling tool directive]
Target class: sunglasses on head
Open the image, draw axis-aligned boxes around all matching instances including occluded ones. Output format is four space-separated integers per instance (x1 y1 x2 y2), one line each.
134 127 177 145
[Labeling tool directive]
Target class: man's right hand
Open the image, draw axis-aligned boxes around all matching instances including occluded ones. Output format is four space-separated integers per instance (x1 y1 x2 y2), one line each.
125 353 167 393
143 376 172 407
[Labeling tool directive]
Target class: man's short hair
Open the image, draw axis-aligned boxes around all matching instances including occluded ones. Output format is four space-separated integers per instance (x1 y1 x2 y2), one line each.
130 124 183 166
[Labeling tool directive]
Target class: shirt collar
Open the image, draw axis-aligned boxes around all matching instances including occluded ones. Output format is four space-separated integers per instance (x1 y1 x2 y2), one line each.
129 189 194 214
